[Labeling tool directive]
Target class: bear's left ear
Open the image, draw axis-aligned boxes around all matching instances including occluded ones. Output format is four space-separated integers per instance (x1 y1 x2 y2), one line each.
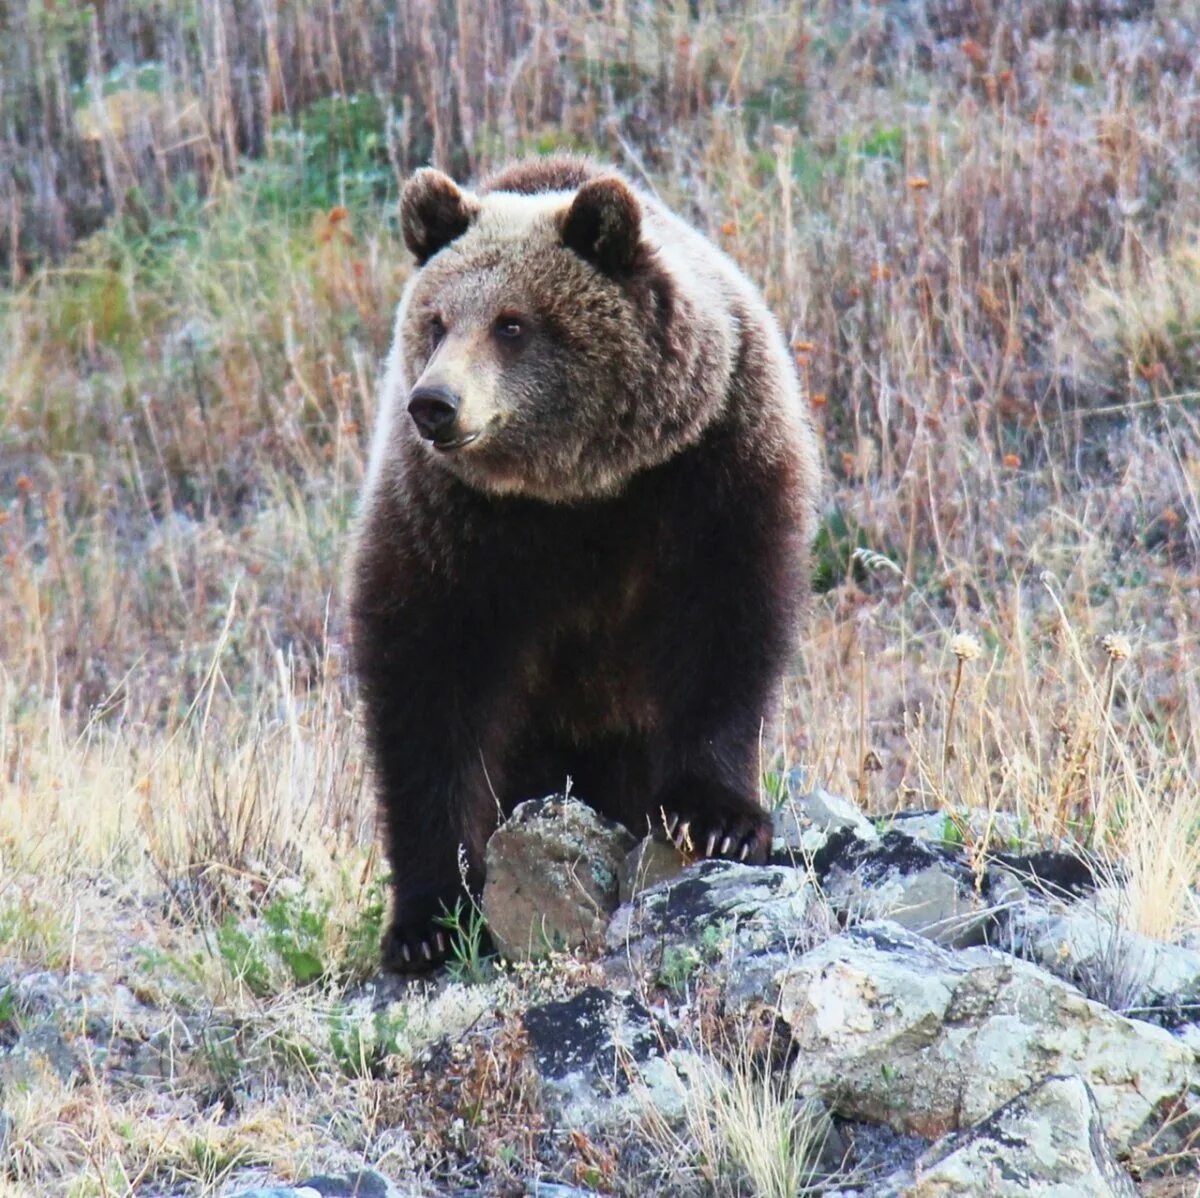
401 168 480 265
560 176 642 275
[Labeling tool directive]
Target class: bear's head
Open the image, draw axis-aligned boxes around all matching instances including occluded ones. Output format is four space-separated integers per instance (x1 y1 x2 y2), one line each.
391 162 735 503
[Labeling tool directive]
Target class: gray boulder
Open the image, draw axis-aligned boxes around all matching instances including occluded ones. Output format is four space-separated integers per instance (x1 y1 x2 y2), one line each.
1009 898 1200 1027
607 858 815 969
522 986 693 1131
736 921 1197 1153
815 830 992 948
773 785 879 857
617 837 686 904
227 1170 402 1198
482 796 635 960
879 1075 1137 1196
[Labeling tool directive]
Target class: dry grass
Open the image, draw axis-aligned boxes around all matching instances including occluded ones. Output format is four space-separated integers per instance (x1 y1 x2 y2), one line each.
1 0 1199 1193
640 1025 834 1197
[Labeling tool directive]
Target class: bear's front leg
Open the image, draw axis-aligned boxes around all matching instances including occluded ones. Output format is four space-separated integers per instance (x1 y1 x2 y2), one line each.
353 606 504 974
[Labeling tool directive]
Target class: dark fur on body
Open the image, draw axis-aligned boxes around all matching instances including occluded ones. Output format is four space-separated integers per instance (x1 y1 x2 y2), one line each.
351 157 817 971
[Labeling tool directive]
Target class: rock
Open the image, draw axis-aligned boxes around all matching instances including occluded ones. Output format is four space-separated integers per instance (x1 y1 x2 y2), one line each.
483 796 636 960
522 985 694 1131
227 1171 401 1198
737 921 1196 1153
299 1172 401 1197
227 1189 322 1198
884 807 1024 852
0 1020 80 1089
607 859 815 969
838 1120 929 1187
984 849 1100 901
814 830 991 948
1009 899 1200 1027
618 837 686 904
880 1075 1137 1197
773 785 878 858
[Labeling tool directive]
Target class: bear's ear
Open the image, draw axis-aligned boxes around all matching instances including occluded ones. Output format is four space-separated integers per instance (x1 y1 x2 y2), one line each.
560 176 642 275
401 168 479 265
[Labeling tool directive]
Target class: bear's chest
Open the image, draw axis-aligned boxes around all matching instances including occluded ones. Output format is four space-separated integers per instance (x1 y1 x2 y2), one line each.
513 547 663 739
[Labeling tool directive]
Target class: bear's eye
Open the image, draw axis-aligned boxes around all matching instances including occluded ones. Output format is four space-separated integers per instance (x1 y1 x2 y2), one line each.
429 315 447 350
492 316 526 343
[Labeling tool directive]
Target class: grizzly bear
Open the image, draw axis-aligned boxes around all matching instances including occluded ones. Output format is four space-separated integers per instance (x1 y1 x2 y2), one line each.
351 156 821 971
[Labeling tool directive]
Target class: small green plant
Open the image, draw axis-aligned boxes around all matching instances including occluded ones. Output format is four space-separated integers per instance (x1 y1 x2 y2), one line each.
658 922 732 992
659 944 704 993
262 894 328 985
328 1003 409 1079
340 875 388 982
198 1023 244 1102
0 894 69 966
810 508 871 593
0 985 20 1047
762 769 790 810
215 917 273 997
434 897 495 986
941 814 966 847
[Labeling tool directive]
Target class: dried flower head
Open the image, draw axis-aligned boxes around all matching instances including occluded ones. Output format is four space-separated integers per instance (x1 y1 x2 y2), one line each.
950 633 982 662
1102 633 1133 662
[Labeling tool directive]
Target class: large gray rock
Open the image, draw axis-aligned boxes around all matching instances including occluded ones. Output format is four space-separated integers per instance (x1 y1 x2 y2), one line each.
815 830 992 948
1010 898 1200 1026
773 785 879 857
607 858 815 969
737 922 1196 1153
483 796 635 960
0 1020 81 1090
227 1171 401 1198
522 986 694 1131
879 1075 1137 1196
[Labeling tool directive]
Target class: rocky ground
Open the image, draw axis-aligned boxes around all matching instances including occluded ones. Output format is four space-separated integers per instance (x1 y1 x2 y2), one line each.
5 785 1198 1196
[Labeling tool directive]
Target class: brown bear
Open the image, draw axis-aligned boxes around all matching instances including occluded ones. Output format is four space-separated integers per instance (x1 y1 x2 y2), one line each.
350 156 821 971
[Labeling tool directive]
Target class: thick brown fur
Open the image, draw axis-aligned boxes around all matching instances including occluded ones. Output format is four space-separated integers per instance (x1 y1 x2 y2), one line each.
351 156 821 972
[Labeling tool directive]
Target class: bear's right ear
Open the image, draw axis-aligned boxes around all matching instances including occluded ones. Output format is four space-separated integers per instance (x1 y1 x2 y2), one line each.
401 168 479 265
560 176 642 275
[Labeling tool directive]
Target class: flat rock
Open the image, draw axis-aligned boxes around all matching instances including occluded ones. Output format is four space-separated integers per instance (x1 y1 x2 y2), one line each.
607 858 814 968
482 796 635 960
522 985 693 1131
227 1172 401 1198
738 921 1197 1153
880 1074 1137 1196
814 829 991 947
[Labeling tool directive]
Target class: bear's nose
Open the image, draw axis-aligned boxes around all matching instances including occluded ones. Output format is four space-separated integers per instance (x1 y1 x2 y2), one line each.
407 386 460 442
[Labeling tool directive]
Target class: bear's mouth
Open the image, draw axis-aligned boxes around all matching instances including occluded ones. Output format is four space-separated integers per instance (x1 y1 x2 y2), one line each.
431 431 482 453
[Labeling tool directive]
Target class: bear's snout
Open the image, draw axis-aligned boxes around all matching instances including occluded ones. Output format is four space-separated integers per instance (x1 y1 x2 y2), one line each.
407 385 461 445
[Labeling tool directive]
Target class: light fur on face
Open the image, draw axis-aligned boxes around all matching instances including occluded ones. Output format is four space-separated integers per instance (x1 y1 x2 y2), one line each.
363 161 819 520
